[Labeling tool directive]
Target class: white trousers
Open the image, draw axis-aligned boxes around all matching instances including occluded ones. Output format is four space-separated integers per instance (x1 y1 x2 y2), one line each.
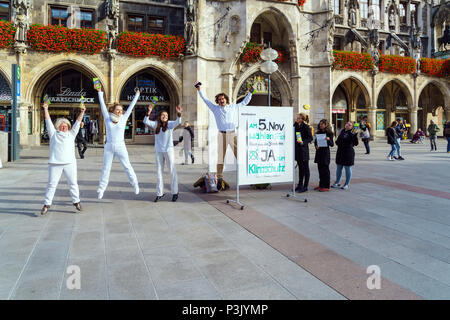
156 150 178 196
98 143 138 192
44 162 80 205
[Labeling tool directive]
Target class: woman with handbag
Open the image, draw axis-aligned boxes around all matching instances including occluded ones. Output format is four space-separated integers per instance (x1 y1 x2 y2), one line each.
332 121 359 190
314 119 334 192
360 116 371 154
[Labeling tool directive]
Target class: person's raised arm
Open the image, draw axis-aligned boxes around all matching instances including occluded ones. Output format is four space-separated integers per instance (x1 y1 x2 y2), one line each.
168 105 183 129
95 83 109 120
143 104 157 129
235 90 253 109
124 89 140 119
43 103 56 138
71 106 86 136
195 81 217 111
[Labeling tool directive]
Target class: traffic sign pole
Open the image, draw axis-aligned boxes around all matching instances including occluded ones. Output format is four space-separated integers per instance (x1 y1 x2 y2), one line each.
10 64 20 161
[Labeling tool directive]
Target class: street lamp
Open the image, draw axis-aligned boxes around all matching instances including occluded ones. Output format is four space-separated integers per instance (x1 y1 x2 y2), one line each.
260 45 278 107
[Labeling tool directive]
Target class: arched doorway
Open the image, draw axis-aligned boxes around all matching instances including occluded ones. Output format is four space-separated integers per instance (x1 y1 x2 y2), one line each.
419 83 446 135
119 68 175 144
332 78 370 135
37 66 102 144
236 72 282 106
0 72 11 132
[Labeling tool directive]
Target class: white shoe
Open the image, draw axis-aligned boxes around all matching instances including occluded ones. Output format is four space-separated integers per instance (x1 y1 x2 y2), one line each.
341 185 349 190
387 156 394 161
97 190 104 200
331 183 340 188
134 185 140 195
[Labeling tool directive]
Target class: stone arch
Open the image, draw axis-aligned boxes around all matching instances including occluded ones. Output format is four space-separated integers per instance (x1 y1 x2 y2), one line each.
233 62 292 106
25 56 107 104
418 79 450 109
331 73 372 105
115 60 182 107
0 64 11 86
376 77 414 110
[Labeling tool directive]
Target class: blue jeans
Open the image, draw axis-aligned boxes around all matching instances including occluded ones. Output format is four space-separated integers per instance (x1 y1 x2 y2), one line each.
447 136 450 152
388 144 397 158
395 138 402 157
335 164 352 186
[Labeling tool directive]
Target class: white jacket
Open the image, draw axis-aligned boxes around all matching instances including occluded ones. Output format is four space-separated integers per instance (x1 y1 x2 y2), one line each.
46 118 80 165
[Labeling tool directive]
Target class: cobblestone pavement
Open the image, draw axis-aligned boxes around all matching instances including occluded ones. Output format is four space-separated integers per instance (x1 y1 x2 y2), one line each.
1 138 449 299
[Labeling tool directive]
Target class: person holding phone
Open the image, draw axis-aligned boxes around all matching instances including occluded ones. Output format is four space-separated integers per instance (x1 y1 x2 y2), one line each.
40 102 85 215
95 83 140 199
143 103 183 202
195 81 253 189
332 121 359 190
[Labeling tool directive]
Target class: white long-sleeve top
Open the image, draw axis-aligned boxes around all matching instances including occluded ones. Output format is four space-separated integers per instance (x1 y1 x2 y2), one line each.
46 118 80 165
143 116 182 152
198 90 252 132
98 91 140 144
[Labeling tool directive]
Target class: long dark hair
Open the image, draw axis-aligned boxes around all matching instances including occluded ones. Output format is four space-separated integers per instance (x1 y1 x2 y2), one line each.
317 119 332 134
155 111 168 134
215 93 230 104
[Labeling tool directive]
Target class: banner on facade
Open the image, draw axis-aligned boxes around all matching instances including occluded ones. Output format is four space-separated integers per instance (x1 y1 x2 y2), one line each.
237 106 293 186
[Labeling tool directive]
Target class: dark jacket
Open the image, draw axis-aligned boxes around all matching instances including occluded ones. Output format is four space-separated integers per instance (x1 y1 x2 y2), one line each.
314 129 334 165
76 127 87 143
444 122 450 137
294 122 313 161
386 127 397 145
179 126 194 144
335 129 359 166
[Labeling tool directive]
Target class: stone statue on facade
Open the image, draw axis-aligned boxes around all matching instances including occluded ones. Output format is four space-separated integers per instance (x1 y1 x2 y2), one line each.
106 0 120 50
185 0 197 55
369 29 380 72
388 7 396 30
347 0 358 28
13 0 31 43
411 25 422 74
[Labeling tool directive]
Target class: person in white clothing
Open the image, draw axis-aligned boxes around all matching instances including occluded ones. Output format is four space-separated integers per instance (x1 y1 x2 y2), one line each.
96 84 140 199
196 81 253 188
143 103 182 202
40 102 85 216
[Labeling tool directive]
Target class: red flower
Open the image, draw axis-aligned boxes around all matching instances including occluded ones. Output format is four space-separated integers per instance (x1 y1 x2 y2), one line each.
378 54 416 74
333 51 374 71
0 21 16 48
420 57 450 78
240 42 289 64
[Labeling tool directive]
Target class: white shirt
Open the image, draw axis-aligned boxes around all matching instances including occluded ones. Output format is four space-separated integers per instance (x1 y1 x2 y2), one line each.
98 91 140 145
198 90 252 132
46 118 80 165
143 116 182 152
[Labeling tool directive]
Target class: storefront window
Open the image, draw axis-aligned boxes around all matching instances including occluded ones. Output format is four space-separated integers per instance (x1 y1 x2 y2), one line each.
376 111 386 130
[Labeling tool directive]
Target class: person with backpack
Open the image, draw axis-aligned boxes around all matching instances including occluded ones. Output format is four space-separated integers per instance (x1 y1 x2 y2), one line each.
314 119 334 192
386 121 398 161
359 116 371 154
294 113 313 193
179 121 195 165
144 103 182 202
444 121 450 153
332 121 359 190
427 120 440 151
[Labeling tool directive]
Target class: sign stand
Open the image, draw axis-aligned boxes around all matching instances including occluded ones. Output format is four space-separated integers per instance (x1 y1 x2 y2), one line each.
226 124 245 210
286 129 307 202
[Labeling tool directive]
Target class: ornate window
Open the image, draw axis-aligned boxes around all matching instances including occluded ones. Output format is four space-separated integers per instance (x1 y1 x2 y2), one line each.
0 1 10 21
331 0 340 15
127 15 144 33
400 2 407 24
78 9 94 29
361 0 369 19
50 6 69 27
148 16 165 34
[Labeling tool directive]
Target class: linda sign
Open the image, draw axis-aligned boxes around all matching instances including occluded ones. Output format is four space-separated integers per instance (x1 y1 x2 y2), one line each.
46 88 95 104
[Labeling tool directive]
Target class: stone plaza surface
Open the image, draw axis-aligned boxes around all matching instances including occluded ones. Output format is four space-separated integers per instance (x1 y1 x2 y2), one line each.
0 138 449 300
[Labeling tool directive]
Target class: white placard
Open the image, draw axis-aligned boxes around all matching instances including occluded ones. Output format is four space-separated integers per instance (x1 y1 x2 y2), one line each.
316 133 328 147
237 106 294 186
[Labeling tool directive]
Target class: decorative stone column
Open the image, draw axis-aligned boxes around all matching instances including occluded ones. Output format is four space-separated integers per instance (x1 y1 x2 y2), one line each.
409 106 419 138
368 106 377 137
445 107 450 125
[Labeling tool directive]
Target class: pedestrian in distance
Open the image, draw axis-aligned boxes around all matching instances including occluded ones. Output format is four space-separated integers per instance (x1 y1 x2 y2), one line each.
95 83 140 199
444 121 450 153
386 121 399 161
179 121 195 165
359 116 371 154
394 119 405 160
40 102 85 216
196 80 253 190
410 128 425 144
314 119 334 192
332 121 359 190
76 121 88 159
294 113 313 193
427 119 440 151
144 103 183 202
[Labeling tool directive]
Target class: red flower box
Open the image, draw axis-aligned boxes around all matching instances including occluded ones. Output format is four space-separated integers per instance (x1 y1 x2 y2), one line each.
420 58 450 78
27 24 107 54
278 0 306 6
333 51 374 71
117 32 185 59
378 54 416 74
241 42 289 64
0 21 16 49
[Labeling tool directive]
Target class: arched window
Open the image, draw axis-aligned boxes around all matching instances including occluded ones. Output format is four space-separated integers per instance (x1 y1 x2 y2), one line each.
331 0 340 15
361 0 369 19
356 92 367 109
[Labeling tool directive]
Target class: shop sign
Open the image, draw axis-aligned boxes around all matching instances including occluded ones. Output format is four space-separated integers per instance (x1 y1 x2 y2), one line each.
125 79 166 102
395 105 408 111
332 109 346 114
47 88 95 104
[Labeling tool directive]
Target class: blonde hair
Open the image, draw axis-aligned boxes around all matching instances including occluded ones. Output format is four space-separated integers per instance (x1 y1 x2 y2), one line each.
55 118 71 130
297 112 310 124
